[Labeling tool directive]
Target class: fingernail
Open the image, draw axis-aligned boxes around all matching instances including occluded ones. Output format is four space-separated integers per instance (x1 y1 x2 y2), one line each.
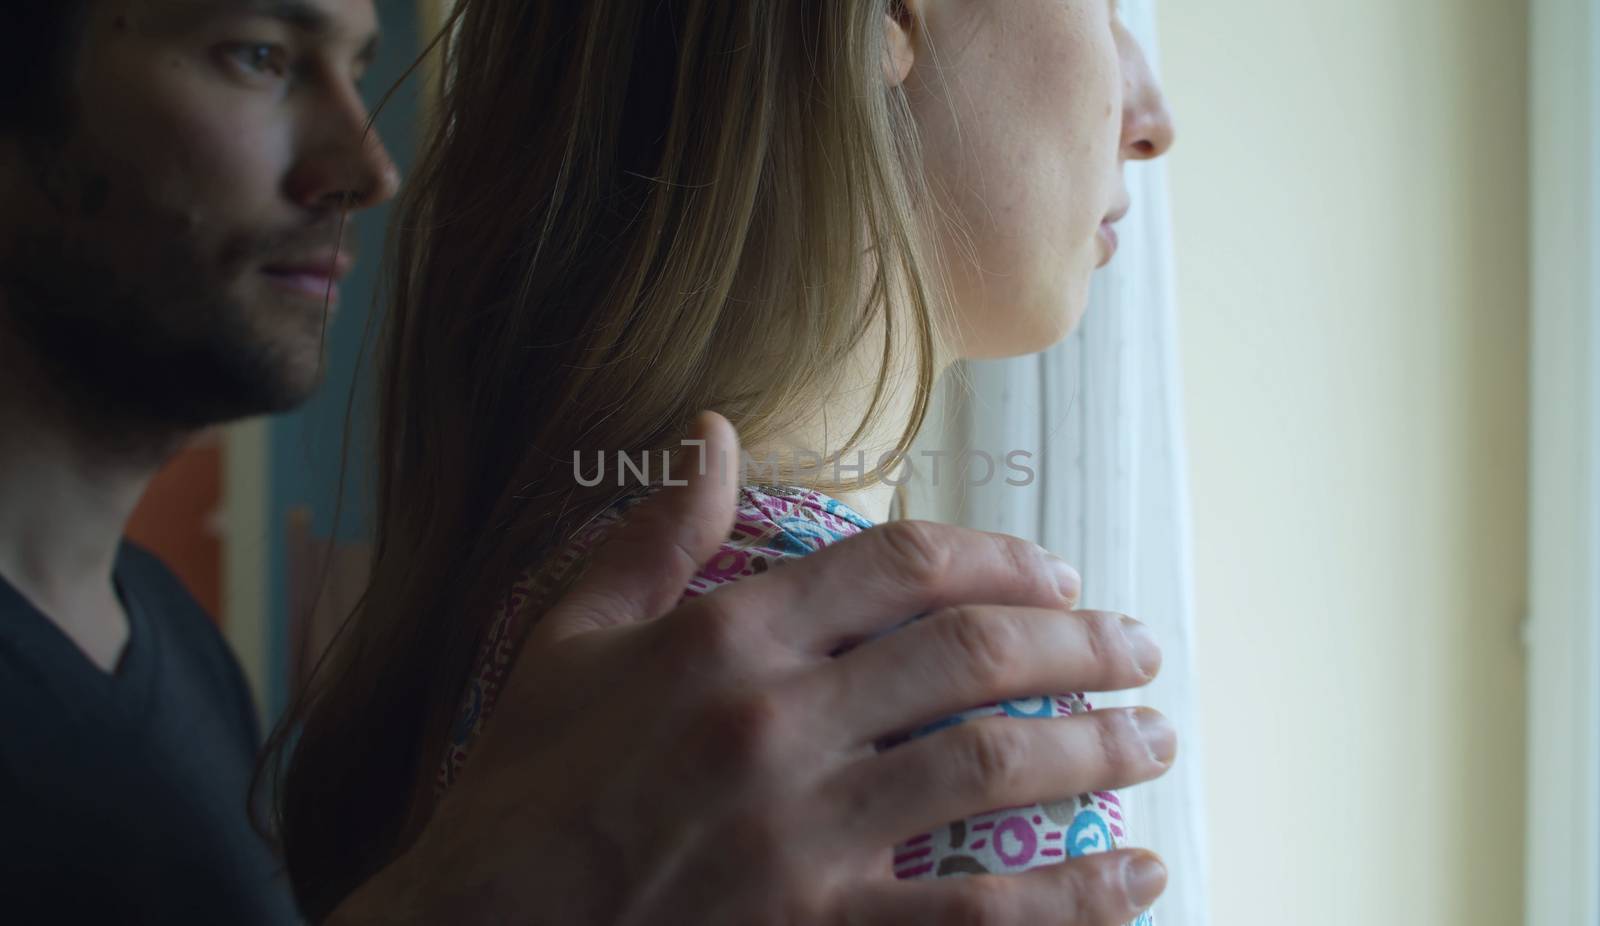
1036 544 1081 604
1122 852 1167 910
1119 616 1162 679
1132 707 1177 767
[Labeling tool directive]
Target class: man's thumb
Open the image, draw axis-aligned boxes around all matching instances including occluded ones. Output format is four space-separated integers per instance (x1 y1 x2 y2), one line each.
537 411 740 643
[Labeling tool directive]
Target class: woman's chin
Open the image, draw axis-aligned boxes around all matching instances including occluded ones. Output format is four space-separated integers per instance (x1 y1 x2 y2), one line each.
962 311 1086 360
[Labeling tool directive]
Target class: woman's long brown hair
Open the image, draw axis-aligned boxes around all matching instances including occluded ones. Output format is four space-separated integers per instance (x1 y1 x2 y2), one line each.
262 1 959 916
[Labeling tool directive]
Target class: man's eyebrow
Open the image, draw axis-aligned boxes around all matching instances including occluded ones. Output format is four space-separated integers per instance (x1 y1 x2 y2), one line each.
214 0 382 48
221 0 332 33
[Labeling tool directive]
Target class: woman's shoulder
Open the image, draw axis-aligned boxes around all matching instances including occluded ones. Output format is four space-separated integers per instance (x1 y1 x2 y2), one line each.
735 483 875 549
680 483 875 598
436 483 875 792
496 482 876 612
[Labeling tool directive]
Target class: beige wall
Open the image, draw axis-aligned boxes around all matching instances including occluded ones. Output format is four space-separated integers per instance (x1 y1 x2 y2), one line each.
1159 2 1529 924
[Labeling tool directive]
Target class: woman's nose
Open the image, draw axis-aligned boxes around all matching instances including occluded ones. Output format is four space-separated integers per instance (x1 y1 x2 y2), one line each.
1120 30 1176 162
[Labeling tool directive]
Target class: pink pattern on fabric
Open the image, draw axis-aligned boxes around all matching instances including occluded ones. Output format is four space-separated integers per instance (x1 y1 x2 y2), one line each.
437 483 1143 914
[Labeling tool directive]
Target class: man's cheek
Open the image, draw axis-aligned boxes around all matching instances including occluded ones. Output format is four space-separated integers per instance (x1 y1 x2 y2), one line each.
162 105 288 218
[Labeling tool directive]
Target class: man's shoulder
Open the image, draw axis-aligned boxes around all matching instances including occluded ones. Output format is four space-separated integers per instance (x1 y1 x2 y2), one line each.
115 542 207 612
115 540 237 661
115 542 231 653
115 542 261 740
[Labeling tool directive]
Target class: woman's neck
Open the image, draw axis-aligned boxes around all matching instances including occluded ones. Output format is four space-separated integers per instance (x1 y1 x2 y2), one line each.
743 301 949 525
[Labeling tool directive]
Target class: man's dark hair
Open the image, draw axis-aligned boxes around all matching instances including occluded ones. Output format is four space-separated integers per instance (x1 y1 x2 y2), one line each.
0 2 91 133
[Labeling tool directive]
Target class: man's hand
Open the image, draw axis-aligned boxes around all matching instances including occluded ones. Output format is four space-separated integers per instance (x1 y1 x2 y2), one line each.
334 411 1172 925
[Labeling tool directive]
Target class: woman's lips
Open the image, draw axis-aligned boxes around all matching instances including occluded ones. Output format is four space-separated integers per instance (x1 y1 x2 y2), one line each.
1097 197 1130 268
1097 221 1120 267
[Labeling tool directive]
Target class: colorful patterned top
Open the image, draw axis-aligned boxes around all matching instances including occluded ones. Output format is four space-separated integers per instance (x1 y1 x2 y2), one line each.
439 484 1152 924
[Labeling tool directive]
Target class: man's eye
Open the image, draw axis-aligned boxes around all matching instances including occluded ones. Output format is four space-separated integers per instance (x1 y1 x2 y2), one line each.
218 42 290 79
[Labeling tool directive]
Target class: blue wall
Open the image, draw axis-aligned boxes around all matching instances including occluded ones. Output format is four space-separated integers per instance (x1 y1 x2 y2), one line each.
266 0 423 718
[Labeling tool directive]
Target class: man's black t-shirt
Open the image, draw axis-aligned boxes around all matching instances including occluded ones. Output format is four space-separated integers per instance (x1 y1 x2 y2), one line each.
0 544 300 924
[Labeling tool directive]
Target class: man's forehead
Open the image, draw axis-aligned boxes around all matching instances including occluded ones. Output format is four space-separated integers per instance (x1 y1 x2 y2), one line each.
128 0 381 41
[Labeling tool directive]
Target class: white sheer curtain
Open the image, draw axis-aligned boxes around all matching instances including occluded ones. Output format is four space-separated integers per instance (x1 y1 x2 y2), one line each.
1526 0 1600 922
899 4 1210 922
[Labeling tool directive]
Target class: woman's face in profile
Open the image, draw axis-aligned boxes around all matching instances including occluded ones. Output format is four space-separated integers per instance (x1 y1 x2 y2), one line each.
896 0 1175 360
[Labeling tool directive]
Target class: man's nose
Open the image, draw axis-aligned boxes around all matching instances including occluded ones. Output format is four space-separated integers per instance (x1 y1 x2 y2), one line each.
286 94 402 213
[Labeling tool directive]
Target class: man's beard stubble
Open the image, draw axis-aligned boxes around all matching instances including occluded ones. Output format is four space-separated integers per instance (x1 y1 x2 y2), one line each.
3 226 331 441
1 153 350 445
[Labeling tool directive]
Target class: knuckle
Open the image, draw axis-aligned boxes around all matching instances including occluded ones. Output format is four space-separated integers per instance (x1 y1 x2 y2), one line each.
940 875 1008 925
875 520 952 590
997 533 1042 591
787 890 838 926
672 597 747 665
940 609 1020 690
701 689 785 770
961 722 1031 799
1094 710 1142 780
1078 610 1122 675
717 808 788 868
1107 860 1146 921
1059 853 1135 925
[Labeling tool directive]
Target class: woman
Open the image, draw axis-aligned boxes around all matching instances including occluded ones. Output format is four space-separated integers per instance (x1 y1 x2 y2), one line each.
271 0 1175 919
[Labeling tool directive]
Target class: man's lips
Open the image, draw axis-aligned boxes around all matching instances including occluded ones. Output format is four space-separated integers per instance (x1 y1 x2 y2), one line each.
261 252 354 301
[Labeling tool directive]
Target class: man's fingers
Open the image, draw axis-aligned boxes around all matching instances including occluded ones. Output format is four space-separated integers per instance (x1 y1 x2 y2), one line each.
537 411 740 644
810 607 1161 745
838 849 1166 926
708 519 1083 655
820 709 1175 852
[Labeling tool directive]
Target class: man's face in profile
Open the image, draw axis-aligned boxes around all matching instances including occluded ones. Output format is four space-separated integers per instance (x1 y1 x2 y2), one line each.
0 0 396 430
